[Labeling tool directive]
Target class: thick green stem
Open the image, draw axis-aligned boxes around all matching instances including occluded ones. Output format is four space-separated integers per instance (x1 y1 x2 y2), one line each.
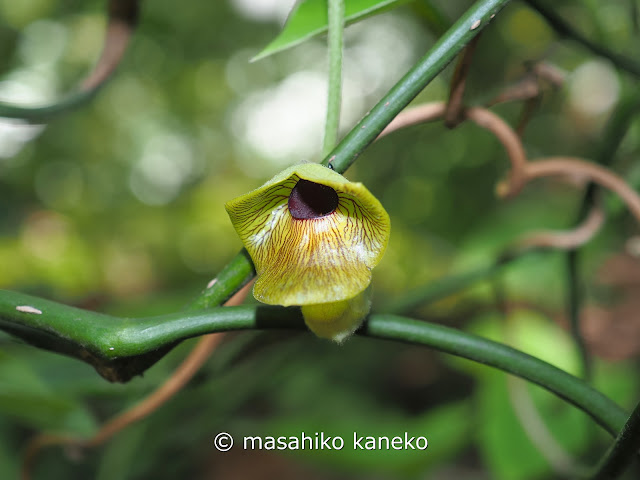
591 400 640 480
323 0 512 173
323 0 345 156
0 288 629 439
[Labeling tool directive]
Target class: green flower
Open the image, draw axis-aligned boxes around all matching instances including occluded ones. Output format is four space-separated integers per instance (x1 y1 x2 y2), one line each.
225 163 390 342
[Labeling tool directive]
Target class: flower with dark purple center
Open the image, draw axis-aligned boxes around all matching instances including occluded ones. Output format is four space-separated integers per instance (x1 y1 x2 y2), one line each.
225 163 390 342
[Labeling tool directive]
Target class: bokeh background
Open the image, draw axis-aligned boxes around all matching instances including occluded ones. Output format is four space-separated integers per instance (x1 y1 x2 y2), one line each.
1 0 639 478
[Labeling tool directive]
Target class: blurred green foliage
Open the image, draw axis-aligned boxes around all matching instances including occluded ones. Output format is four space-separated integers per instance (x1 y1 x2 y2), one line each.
1 0 640 478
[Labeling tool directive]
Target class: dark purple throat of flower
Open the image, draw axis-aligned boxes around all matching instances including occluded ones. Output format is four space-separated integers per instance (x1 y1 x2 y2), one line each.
288 179 339 219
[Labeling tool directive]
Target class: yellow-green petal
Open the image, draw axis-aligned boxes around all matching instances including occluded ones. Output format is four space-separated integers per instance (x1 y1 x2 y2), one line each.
301 287 371 343
225 163 390 306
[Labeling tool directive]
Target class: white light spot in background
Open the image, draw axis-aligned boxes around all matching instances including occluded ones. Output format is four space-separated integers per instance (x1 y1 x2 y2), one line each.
129 133 197 205
0 77 52 160
227 14 420 175
0 118 43 159
230 0 296 23
343 16 418 97
231 70 327 171
0 21 68 160
18 20 68 66
569 60 620 116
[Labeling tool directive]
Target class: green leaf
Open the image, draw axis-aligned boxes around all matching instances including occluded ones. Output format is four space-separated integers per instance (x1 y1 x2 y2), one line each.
252 0 409 61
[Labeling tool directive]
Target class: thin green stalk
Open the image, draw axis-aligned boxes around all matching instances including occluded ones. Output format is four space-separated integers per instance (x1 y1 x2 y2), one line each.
323 0 512 173
558 90 640 473
566 250 592 379
591 400 640 480
523 0 640 78
323 0 345 156
565 91 640 380
379 249 525 314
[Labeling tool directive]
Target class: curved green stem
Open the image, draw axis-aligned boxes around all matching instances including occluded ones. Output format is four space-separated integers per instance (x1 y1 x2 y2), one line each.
0 288 629 438
323 0 512 173
591 400 640 480
363 314 628 438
